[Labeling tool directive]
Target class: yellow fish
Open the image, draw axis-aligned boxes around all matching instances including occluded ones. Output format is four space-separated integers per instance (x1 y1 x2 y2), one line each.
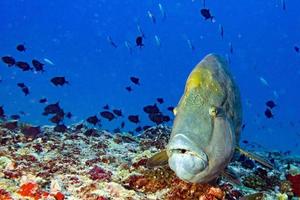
148 54 272 183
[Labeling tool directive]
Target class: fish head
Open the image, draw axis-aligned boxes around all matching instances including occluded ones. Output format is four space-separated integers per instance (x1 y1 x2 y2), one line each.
167 54 240 183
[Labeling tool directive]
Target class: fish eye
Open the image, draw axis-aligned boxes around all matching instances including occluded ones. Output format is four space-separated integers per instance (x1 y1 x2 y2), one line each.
209 106 218 117
172 149 188 154
180 149 187 154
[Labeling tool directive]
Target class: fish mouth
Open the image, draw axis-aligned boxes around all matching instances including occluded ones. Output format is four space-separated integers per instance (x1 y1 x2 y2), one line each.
167 134 208 182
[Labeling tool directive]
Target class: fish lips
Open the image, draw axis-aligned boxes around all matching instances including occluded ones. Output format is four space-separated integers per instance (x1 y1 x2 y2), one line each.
167 134 208 182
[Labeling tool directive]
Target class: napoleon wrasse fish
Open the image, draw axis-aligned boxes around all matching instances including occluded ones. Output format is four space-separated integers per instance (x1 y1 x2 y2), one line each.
147 54 272 183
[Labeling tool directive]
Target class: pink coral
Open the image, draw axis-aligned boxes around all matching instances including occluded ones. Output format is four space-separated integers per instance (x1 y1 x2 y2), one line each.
88 165 112 181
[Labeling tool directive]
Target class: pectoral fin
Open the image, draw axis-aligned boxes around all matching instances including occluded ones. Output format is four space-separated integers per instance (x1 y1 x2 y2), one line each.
236 147 274 169
221 168 242 185
146 149 169 168
240 192 265 200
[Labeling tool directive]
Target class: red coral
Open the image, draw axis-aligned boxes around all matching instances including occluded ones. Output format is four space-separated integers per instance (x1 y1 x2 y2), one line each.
17 182 50 200
18 182 41 200
88 165 112 181
54 192 65 200
287 174 300 197
0 189 13 200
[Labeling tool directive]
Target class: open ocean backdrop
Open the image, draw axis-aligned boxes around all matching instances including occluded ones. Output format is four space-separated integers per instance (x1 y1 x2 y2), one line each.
1 0 300 154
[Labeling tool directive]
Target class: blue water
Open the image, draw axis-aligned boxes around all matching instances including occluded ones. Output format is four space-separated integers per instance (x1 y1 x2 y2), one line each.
0 0 299 154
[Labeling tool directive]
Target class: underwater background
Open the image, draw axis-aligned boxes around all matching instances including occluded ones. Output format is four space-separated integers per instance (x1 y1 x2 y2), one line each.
1 0 300 154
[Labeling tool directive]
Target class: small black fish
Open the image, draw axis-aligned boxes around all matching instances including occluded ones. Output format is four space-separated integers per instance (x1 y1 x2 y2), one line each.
32 59 45 72
130 76 140 85
75 123 84 131
264 108 274 119
219 24 224 39
17 83 26 88
200 8 213 20
242 124 246 130
84 128 100 136
50 114 64 124
121 121 125 128
39 98 48 103
65 112 72 119
51 76 69 86
16 44 26 52
135 126 142 132
125 86 132 92
0 106 5 118
143 104 160 114
113 128 121 133
266 100 276 109
2 121 18 130
163 115 170 122
10 114 20 120
294 46 299 53
242 140 249 144
148 113 165 124
43 102 61 115
54 124 68 132
143 125 151 131
103 104 110 110
86 115 100 125
113 109 123 117
17 83 29 95
156 98 164 104
229 42 233 54
22 87 29 96
21 125 41 138
128 131 134 135
167 106 174 112
100 111 115 121
136 36 144 47
2 56 16 66
15 61 32 71
128 115 140 124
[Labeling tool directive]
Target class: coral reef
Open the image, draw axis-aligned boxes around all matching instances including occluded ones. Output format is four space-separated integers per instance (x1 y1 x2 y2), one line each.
0 123 300 199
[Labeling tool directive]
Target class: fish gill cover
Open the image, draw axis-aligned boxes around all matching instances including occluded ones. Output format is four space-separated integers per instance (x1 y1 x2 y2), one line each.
0 0 300 199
